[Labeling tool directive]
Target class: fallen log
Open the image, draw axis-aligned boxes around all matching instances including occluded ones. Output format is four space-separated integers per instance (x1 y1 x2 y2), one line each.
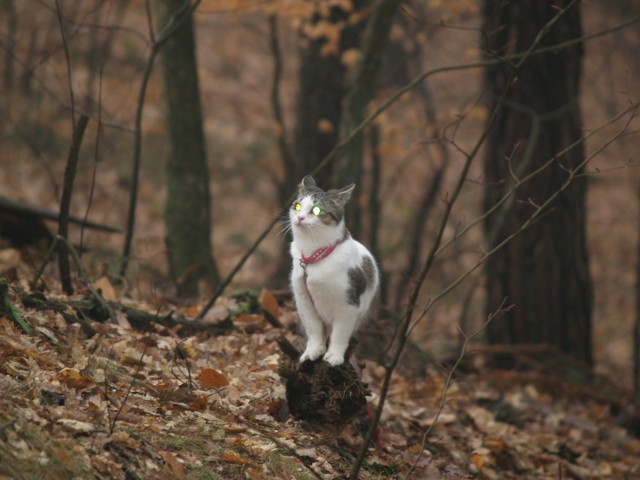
20 290 233 337
0 196 121 247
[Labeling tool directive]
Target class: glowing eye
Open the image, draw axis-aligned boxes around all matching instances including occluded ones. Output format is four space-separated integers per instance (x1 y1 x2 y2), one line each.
294 203 301 211
311 205 322 216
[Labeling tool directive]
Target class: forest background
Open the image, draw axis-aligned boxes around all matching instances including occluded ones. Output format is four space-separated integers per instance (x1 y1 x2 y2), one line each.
1 0 640 476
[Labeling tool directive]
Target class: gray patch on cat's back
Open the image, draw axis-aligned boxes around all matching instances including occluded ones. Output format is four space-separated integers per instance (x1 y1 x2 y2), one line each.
347 255 375 307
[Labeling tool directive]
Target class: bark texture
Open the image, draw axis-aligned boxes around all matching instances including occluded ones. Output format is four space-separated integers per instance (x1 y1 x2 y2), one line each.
293 1 367 188
158 0 219 297
482 0 592 365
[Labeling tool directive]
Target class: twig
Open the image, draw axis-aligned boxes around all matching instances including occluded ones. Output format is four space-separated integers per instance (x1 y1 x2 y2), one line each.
406 300 513 478
196 224 275 320
58 114 89 295
172 339 196 391
276 335 300 360
80 66 103 253
267 14 293 180
30 236 59 290
103 362 112 435
57 235 118 324
54 0 85 288
229 412 324 480
54 0 75 130
0 278 31 334
109 340 149 434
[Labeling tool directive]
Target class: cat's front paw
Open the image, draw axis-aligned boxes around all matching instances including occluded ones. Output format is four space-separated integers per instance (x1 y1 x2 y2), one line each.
300 344 326 363
323 351 344 366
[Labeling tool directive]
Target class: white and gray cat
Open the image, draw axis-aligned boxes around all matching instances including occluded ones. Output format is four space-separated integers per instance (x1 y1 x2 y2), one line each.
289 175 379 366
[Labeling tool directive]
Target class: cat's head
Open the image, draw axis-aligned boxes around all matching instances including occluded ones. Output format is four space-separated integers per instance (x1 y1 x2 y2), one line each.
289 175 354 233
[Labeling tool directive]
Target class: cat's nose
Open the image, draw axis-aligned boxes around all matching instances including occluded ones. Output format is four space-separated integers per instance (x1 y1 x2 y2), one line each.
297 214 305 222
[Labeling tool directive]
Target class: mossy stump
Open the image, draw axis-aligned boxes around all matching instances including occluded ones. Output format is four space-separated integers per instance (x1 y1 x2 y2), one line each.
277 336 369 425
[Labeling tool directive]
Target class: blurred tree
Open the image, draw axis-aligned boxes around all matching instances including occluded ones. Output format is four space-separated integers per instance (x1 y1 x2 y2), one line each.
269 2 369 287
482 1 592 365
157 0 219 297
293 0 368 189
333 0 401 236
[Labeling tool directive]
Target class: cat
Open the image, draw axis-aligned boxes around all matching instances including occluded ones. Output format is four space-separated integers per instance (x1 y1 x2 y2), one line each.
289 175 379 366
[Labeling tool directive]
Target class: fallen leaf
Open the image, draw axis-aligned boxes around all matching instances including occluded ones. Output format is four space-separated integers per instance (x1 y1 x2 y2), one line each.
189 395 208 411
200 368 229 389
160 451 186 480
93 276 117 302
469 452 485 471
259 287 280 320
56 367 95 390
221 451 249 465
295 447 318 459
57 418 95 433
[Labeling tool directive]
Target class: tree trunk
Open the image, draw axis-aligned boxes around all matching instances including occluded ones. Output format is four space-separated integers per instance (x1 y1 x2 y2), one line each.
157 0 219 298
271 2 368 287
293 1 368 188
635 186 640 401
482 0 592 365
333 0 401 236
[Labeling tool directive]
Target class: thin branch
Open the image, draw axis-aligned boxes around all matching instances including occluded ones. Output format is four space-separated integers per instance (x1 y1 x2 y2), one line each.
268 14 293 177
54 0 76 131
196 222 274 320
408 102 639 342
109 340 149 434
80 66 103 252
57 235 118 325
31 236 59 291
144 0 156 44
0 278 31 334
436 102 639 260
58 114 90 295
406 299 514 478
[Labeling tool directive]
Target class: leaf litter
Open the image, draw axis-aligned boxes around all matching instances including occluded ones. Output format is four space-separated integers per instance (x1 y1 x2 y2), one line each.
0 271 639 479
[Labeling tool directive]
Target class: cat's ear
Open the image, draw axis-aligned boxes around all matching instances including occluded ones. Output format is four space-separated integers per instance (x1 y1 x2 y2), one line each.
332 183 355 207
298 175 316 194
302 176 316 188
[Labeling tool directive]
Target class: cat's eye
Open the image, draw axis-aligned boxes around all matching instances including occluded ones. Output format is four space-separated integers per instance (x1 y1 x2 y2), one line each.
311 205 322 216
293 202 302 211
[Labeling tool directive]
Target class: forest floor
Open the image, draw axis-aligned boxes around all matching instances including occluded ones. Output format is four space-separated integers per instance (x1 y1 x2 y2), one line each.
1 257 640 480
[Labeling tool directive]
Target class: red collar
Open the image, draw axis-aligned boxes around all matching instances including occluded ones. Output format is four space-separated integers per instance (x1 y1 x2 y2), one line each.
300 242 339 266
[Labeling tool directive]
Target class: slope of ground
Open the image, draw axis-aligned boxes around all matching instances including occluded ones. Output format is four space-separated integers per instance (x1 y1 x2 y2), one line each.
0 259 639 479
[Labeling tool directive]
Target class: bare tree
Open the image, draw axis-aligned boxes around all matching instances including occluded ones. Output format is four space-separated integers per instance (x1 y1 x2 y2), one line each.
157 0 219 297
482 0 592 365
293 1 368 189
332 0 402 236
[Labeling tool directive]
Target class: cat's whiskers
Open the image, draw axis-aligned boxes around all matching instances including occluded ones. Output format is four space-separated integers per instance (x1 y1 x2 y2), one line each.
273 210 295 240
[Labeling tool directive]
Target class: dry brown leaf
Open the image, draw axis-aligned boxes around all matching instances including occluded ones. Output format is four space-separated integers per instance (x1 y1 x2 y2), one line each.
259 287 280 319
485 437 510 454
189 395 209 411
234 313 266 332
56 367 95 390
221 451 249 465
469 451 486 471
57 418 95 433
160 451 186 480
295 447 318 459
200 367 229 389
93 276 117 302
